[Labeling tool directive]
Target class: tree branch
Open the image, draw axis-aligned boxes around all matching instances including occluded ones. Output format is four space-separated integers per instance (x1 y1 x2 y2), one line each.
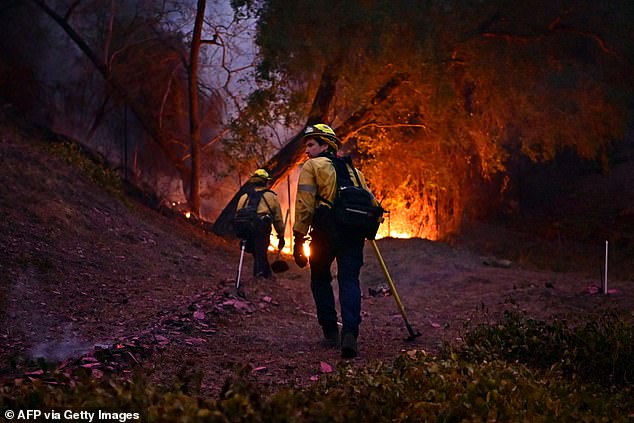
63 0 81 21
30 0 189 179
481 14 617 56
341 123 428 144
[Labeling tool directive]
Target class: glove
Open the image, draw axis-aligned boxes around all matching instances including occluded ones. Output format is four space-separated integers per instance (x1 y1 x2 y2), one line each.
293 232 308 268
277 237 285 251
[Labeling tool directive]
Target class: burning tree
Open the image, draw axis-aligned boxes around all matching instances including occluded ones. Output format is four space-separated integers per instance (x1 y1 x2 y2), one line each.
215 0 633 239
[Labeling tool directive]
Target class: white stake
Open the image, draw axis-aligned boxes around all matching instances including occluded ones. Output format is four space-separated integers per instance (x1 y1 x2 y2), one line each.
604 240 609 294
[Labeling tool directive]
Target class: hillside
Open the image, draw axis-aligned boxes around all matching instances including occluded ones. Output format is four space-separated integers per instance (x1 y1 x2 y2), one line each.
1 107 634 397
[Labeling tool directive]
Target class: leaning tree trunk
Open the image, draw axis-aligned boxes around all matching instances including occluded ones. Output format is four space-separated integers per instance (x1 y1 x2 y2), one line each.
211 71 408 237
211 61 341 236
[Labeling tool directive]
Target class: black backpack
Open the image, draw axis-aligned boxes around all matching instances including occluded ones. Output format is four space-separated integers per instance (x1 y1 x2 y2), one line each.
233 189 273 240
320 156 384 240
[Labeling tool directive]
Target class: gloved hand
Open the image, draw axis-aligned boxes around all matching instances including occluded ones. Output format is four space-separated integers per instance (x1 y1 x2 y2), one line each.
277 237 285 251
293 232 308 268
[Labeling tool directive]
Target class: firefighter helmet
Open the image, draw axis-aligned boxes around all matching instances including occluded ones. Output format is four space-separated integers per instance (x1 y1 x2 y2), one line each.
252 168 271 180
302 123 341 151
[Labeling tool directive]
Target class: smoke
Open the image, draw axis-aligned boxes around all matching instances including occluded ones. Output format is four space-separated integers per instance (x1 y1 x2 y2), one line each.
29 326 93 361
10 270 94 362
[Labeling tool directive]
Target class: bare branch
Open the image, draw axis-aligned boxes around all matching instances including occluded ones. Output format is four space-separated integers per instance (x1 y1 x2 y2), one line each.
341 123 429 144
30 0 189 178
103 0 116 64
158 66 179 130
481 13 617 56
180 128 229 160
200 34 219 45
550 19 617 55
64 0 82 21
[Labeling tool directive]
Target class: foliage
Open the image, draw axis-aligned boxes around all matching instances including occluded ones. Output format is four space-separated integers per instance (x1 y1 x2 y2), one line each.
450 308 634 386
222 90 283 178
46 141 125 201
4 326 634 421
233 0 634 238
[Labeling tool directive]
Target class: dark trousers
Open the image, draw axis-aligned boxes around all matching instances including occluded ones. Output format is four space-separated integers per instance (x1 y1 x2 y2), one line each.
309 229 364 337
248 224 272 278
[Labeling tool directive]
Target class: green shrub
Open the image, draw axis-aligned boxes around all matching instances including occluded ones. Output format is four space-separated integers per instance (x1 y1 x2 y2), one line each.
2 352 634 422
47 141 125 200
452 308 634 386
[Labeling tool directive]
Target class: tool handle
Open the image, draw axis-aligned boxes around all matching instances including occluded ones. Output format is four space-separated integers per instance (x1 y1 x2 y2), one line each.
371 241 408 317
236 240 246 289
371 240 421 340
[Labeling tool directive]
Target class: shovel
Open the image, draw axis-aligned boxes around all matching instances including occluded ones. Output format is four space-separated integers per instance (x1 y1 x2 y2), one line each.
271 207 290 273
371 240 421 341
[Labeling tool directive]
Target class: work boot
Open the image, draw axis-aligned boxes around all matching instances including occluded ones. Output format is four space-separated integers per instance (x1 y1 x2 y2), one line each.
321 327 339 349
341 333 358 358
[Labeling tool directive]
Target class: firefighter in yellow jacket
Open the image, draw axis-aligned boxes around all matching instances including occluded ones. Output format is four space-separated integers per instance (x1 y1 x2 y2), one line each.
236 169 285 279
293 124 373 358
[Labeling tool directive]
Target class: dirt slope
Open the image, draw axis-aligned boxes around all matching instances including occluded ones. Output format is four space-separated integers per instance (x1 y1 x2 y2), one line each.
1 109 633 397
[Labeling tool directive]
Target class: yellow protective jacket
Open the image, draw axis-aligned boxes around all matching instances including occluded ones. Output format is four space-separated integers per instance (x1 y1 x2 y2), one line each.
293 156 373 237
237 188 285 238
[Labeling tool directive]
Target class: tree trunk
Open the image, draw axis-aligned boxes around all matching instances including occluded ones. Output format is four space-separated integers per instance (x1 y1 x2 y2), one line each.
211 61 341 236
188 0 205 216
211 71 407 236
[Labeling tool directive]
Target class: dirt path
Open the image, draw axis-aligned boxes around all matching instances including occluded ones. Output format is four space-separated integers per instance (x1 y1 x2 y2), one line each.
121 238 634 396
2 113 634 397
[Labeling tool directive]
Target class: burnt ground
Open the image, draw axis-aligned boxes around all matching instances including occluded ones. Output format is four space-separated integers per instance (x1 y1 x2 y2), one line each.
1 109 634 397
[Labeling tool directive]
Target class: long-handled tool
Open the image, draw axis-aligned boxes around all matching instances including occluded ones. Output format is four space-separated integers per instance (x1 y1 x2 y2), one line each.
235 239 247 294
371 240 421 341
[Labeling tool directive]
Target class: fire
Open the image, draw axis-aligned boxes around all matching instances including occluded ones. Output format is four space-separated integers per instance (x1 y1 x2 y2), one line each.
374 210 439 240
268 238 292 254
374 216 415 239
267 217 421 256
264 211 434 259
268 234 309 256
376 229 412 239
184 211 191 219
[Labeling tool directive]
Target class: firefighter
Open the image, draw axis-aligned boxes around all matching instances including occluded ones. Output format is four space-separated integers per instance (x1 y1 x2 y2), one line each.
292 123 374 358
236 169 285 279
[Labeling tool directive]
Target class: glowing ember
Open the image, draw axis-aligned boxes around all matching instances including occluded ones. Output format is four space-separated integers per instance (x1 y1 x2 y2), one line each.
184 212 191 219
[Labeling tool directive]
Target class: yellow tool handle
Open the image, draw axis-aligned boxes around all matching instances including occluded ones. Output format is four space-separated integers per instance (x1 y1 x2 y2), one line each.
371 240 409 320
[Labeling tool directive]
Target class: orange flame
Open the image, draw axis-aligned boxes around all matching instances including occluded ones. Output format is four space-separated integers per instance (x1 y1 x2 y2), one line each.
265 212 434 259
375 210 438 240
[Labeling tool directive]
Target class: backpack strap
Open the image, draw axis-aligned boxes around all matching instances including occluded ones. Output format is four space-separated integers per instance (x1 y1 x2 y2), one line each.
259 190 275 216
249 188 275 216
346 159 364 187
315 155 359 207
